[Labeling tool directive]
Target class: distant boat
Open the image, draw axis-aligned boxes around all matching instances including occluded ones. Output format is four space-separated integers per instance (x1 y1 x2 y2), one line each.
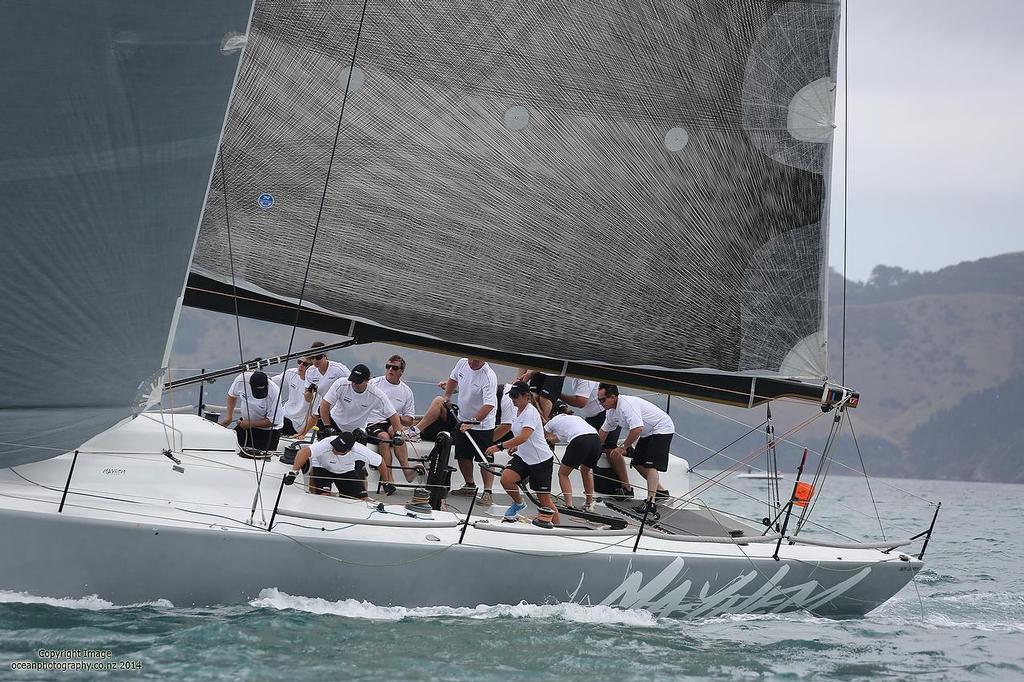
737 469 784 481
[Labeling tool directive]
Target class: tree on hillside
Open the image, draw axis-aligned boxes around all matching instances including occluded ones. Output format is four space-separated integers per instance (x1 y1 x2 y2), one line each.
866 265 921 290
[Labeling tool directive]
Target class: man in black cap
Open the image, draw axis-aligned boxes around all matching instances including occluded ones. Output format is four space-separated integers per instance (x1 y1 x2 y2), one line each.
319 363 402 438
219 370 284 451
287 431 383 498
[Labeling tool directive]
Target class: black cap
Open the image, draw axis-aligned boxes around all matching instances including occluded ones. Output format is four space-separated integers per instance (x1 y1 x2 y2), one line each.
508 380 531 399
331 431 356 453
348 364 371 383
249 371 269 399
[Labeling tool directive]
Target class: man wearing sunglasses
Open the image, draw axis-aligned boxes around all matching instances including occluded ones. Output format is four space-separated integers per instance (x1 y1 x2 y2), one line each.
595 383 674 515
366 355 417 494
303 341 351 398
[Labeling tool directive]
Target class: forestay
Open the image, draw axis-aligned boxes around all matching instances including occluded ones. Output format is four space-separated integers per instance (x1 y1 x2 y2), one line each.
191 2 841 380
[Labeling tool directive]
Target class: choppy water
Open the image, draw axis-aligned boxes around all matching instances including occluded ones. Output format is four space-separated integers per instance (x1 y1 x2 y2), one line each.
2 477 1022 680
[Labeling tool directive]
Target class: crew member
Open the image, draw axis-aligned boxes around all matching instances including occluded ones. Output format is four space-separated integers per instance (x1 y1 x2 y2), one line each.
319 364 401 438
271 355 317 439
544 404 601 511
516 369 564 420
219 370 284 451
367 355 417 495
485 381 559 523
596 384 674 514
561 377 620 449
287 431 382 499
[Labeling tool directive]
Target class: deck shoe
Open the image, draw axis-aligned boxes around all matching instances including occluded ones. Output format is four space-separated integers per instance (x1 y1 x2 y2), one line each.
451 484 477 496
655 489 670 501
634 500 659 518
610 487 633 501
583 501 596 512
478 491 494 507
383 482 398 496
405 426 421 442
504 501 527 519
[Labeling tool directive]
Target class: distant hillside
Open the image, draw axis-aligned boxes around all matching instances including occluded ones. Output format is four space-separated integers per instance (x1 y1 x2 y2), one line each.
825 252 1024 482
170 252 1024 484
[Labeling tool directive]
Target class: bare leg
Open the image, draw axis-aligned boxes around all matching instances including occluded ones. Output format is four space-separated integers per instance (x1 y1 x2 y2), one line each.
536 492 561 524
458 459 476 488
633 464 660 502
581 466 595 505
481 466 494 492
413 397 448 432
606 450 633 492
558 464 575 507
378 442 393 483
501 469 523 504
393 442 415 482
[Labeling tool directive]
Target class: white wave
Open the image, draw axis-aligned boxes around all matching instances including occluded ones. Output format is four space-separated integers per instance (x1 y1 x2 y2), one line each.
252 588 659 626
0 590 173 611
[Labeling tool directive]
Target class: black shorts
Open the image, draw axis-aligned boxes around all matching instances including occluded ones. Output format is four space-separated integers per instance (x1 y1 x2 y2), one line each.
628 433 673 472
366 421 391 439
560 433 602 470
529 373 565 401
506 454 553 492
454 428 495 461
310 467 366 498
235 427 281 452
281 418 299 437
585 412 621 448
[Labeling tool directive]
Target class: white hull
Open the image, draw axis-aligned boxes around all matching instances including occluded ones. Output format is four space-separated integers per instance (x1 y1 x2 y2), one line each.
0 415 921 618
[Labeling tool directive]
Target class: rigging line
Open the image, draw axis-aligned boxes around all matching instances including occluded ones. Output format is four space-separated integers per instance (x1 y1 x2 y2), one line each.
842 0 850 387
687 420 767 470
847 414 886 540
218 145 246 369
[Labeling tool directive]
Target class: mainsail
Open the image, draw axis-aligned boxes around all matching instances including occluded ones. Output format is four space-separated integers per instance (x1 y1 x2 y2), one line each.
0 1 253 465
189 0 841 399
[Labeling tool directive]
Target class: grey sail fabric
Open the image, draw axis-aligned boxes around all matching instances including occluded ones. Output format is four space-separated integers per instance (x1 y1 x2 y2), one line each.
192 1 840 380
0 0 252 465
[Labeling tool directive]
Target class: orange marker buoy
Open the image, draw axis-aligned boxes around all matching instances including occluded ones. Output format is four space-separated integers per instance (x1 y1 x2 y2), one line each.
793 481 814 507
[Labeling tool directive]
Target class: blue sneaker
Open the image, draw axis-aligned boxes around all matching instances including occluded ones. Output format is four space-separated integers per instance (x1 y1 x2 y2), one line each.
503 502 527 519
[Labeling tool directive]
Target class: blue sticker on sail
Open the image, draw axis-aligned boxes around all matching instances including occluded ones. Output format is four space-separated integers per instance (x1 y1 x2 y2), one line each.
258 193 275 209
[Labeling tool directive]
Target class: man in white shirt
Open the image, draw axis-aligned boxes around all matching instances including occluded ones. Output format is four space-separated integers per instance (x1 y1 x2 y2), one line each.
596 383 674 514
561 377 621 448
366 355 417 494
219 370 284 451
303 341 351 400
271 354 317 439
408 358 497 503
286 431 383 499
319 364 401 438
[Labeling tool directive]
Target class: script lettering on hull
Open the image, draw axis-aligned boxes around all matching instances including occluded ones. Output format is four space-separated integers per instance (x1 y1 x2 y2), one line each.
597 558 872 618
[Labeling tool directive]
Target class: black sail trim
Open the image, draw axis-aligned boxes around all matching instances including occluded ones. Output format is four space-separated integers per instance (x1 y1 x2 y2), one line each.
184 273 853 409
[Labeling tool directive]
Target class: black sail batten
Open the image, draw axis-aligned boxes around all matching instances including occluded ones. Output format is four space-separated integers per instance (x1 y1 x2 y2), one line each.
184 273 853 408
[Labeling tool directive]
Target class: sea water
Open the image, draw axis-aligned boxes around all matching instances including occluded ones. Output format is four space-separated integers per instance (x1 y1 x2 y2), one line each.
1 477 1021 680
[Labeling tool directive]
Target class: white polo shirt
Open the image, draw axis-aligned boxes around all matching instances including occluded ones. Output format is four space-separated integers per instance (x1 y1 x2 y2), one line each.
323 380 396 431
272 368 313 426
510 402 553 465
568 378 604 418
305 360 350 397
367 376 415 423
307 438 382 474
449 359 498 430
544 413 597 445
227 372 284 429
601 395 675 438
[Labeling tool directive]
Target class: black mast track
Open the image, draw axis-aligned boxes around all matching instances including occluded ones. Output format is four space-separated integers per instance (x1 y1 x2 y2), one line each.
184 273 857 409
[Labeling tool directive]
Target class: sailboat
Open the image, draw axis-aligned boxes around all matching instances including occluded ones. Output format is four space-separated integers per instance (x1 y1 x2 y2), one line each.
0 0 938 618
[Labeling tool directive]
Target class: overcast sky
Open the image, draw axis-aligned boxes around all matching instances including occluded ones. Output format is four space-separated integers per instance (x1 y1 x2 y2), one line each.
828 0 1023 281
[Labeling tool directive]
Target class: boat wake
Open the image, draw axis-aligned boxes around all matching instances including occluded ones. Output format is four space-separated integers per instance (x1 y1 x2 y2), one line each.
0 590 173 611
250 587 660 626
